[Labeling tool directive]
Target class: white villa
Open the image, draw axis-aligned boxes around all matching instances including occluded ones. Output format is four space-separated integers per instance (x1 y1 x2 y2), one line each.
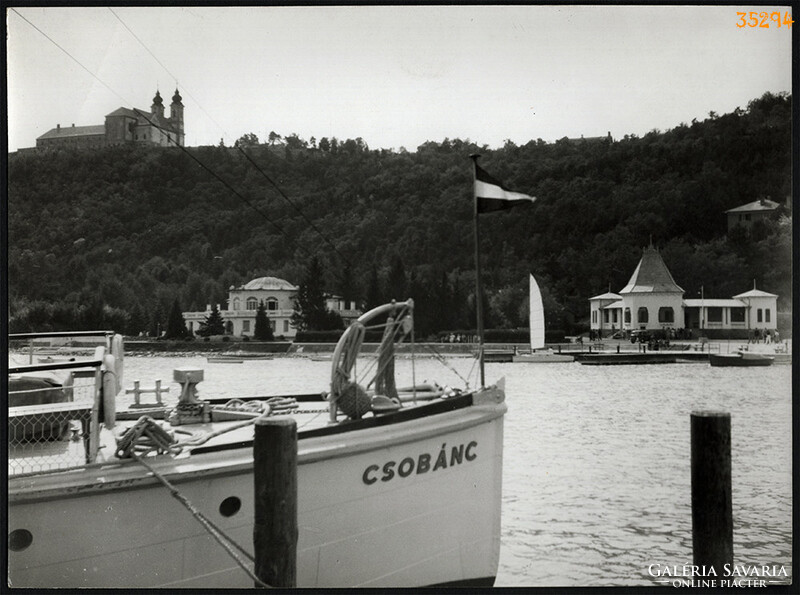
589 246 779 338
183 276 360 339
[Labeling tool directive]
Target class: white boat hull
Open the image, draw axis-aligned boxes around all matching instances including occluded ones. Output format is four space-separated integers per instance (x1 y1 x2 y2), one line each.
8 389 505 588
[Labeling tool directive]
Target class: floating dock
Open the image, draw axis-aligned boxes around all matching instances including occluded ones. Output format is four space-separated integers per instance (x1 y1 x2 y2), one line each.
576 352 679 365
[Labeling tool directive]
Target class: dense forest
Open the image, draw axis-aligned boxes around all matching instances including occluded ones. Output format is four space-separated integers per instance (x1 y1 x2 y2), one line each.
7 92 792 338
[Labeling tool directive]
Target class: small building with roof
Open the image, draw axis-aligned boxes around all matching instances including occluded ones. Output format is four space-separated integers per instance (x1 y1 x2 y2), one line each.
183 276 360 339
590 246 779 339
725 198 779 232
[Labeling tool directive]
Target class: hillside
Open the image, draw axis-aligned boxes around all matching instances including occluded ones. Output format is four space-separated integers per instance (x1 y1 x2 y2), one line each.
7 92 792 337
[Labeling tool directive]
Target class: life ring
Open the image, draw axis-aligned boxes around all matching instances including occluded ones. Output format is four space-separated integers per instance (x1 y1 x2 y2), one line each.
111 333 125 395
102 353 117 429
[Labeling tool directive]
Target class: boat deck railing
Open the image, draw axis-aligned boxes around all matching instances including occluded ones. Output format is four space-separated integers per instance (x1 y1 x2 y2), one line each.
8 332 111 476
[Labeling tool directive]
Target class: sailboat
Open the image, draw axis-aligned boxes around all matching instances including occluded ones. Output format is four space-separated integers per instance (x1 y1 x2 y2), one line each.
513 274 573 363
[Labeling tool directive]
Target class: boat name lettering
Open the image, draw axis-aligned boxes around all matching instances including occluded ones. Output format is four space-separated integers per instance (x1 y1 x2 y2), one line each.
362 441 478 485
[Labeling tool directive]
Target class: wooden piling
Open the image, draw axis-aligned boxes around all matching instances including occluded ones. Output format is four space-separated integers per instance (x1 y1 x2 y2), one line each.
691 411 733 576
253 417 298 588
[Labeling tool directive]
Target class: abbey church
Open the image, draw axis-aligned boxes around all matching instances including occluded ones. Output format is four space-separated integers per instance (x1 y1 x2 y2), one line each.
36 89 184 150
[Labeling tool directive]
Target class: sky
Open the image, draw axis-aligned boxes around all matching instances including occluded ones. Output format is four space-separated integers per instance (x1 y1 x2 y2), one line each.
6 5 794 152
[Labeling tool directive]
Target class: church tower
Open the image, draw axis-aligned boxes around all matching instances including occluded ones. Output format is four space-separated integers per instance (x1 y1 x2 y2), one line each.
151 90 165 120
170 88 184 146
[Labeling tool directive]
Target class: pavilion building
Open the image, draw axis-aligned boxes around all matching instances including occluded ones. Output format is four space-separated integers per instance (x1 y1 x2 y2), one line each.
589 246 778 339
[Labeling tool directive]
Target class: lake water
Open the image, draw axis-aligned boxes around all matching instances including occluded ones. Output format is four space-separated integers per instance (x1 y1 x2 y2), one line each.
61 353 799 586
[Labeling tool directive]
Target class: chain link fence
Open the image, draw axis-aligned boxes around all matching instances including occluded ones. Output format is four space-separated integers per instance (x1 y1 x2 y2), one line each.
8 371 99 476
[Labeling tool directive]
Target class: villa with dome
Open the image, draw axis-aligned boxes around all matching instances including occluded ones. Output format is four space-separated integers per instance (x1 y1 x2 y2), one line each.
182 276 360 339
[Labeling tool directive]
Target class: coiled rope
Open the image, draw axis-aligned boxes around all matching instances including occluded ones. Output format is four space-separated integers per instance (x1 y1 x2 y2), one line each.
115 416 182 458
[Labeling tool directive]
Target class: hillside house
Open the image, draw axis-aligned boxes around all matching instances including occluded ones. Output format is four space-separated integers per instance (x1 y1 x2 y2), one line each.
725 198 779 232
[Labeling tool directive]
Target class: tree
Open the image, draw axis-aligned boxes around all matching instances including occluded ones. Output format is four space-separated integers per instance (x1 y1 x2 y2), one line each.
126 303 148 337
234 133 259 148
285 133 306 149
254 301 274 340
148 302 166 337
387 255 407 300
365 265 383 310
291 256 332 331
164 298 189 339
197 304 226 336
268 131 282 145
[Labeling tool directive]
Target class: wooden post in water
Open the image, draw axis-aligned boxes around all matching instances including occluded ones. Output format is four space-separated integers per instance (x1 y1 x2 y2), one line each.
691 411 733 577
253 417 297 588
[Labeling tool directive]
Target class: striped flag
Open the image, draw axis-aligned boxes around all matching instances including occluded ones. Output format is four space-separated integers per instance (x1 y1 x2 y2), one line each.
474 163 536 214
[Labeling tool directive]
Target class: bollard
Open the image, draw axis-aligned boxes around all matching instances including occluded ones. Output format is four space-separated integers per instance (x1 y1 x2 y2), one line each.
691 411 733 577
253 417 297 588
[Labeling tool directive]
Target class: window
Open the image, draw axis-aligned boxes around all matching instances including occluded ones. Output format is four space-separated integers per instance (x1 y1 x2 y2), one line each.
270 321 276 331
757 309 763 323
603 310 610 324
765 309 771 323
242 320 250 333
730 308 745 323
658 307 674 323
246 297 258 310
283 320 289 333
624 308 631 324
707 307 722 323
637 307 649 324
233 298 240 311
266 297 279 311
592 311 597 324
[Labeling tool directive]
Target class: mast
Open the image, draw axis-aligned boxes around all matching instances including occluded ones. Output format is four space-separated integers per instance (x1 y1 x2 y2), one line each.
470 154 486 388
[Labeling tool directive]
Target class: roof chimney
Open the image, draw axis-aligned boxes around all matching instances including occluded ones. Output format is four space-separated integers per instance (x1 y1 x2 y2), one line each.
56 124 60 132
71 123 75 127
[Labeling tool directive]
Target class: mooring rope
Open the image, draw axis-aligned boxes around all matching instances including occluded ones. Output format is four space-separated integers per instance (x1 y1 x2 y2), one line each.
131 452 270 588
422 343 472 389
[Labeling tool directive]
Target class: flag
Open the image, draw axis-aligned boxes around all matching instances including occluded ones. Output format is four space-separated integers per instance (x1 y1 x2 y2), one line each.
474 163 536 214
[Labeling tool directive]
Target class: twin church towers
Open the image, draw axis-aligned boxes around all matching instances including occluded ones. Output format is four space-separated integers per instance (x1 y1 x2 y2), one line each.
36 88 185 150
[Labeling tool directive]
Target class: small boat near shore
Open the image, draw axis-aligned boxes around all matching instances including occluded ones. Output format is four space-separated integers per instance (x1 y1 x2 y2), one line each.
576 352 678 365
512 352 574 363
8 300 507 588
709 352 774 367
207 356 244 363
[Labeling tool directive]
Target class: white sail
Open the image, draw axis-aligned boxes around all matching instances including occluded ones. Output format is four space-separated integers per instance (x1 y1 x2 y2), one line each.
529 274 545 350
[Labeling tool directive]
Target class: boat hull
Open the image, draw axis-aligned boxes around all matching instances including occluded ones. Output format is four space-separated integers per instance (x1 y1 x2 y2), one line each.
8 390 505 588
709 353 774 367
512 353 573 363
576 353 677 365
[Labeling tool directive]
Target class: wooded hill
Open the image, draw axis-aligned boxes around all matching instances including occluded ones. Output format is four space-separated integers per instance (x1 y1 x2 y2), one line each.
7 92 792 338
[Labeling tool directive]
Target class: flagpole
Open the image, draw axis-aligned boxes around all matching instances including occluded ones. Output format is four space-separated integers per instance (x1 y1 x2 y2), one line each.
470 154 485 388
